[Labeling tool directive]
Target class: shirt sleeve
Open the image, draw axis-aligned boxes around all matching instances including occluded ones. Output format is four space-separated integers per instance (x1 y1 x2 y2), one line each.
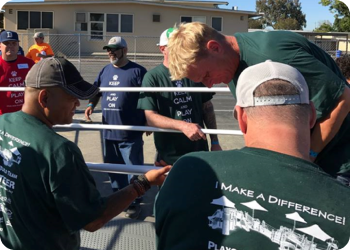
137 72 159 111
291 49 346 119
46 45 54 56
50 141 107 232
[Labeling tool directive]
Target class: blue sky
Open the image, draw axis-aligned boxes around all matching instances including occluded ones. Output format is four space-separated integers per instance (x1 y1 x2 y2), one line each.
2 0 347 31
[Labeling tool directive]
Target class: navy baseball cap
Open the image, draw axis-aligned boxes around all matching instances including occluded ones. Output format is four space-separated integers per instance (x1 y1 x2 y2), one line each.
0 31 19 42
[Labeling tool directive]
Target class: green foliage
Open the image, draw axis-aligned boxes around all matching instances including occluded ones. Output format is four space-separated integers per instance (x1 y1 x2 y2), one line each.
248 18 263 29
320 0 350 31
256 0 307 30
313 20 335 32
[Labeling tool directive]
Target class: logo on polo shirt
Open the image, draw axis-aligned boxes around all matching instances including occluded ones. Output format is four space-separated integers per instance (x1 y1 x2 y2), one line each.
11 71 17 77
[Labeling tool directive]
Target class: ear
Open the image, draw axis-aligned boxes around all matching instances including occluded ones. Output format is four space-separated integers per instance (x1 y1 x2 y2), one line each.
309 101 317 129
235 106 248 134
159 46 166 53
38 89 49 109
206 40 221 53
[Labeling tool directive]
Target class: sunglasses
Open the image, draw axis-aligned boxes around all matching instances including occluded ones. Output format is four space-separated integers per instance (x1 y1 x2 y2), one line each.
107 48 123 53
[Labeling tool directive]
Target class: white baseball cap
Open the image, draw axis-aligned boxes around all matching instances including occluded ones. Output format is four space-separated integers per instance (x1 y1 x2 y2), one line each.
236 60 309 107
157 28 175 46
103 36 127 50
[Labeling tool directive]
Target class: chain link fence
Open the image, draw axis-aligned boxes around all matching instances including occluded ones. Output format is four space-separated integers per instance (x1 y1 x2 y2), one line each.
18 32 349 83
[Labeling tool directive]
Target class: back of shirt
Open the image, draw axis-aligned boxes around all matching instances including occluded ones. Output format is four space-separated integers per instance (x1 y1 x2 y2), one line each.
155 147 350 250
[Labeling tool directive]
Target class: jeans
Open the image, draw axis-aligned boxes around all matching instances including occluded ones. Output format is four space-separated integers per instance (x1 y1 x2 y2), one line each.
103 137 144 191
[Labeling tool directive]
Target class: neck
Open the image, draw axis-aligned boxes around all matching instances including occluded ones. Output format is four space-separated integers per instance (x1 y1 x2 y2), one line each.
224 35 240 77
22 102 53 128
2 55 17 61
245 123 310 161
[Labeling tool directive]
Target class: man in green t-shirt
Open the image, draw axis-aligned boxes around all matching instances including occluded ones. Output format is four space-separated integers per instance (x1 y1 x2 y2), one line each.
155 61 350 250
138 28 222 165
0 57 170 250
166 22 350 183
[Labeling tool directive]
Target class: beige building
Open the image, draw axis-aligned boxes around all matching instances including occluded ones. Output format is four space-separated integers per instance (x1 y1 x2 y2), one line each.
1 0 258 55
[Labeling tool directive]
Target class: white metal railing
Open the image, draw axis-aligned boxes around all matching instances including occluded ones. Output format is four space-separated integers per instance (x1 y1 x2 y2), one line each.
87 162 159 175
0 87 231 92
55 124 243 136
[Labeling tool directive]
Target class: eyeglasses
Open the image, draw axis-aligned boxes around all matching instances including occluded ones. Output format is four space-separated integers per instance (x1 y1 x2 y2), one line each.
107 48 122 53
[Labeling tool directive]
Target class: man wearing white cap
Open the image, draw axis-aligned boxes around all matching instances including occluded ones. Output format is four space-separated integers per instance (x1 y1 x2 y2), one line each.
26 32 54 63
85 36 147 219
138 28 221 166
155 61 350 250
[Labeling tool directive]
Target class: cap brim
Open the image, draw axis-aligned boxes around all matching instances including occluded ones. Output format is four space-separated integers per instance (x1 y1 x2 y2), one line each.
2 39 19 42
103 45 123 50
64 80 99 100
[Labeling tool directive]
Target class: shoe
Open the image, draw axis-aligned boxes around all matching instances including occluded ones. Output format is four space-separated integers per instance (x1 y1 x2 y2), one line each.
125 203 141 219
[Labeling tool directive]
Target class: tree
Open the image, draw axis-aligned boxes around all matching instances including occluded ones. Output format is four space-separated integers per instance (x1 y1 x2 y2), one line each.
320 0 350 32
248 18 263 29
256 0 307 30
313 20 335 32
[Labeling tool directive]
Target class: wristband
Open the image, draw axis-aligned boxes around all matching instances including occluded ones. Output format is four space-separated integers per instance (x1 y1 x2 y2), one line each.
132 175 151 197
211 141 219 145
87 103 94 108
309 149 318 158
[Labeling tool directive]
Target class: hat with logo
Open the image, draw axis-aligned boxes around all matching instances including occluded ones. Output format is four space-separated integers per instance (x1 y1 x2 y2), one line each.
25 57 99 100
236 60 309 107
103 36 127 50
0 31 19 42
157 28 175 46
33 32 44 38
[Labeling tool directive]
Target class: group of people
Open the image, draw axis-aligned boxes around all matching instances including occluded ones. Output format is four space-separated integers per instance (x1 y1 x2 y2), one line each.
0 23 349 250
0 30 54 115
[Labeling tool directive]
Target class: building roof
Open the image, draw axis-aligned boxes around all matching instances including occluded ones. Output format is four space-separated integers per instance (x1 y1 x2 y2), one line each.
3 0 260 18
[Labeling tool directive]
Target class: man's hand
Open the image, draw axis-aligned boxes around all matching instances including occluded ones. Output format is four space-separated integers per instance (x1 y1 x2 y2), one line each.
145 165 171 186
211 144 222 151
180 122 206 141
85 106 94 121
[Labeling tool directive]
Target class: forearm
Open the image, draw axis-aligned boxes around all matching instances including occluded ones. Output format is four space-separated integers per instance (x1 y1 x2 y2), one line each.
145 110 187 131
311 87 350 155
88 94 101 108
84 185 138 232
202 101 219 142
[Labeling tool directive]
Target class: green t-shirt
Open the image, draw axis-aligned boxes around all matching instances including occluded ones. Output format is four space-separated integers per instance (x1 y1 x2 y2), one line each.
231 31 350 176
138 64 212 164
231 31 347 120
0 111 107 250
155 147 350 250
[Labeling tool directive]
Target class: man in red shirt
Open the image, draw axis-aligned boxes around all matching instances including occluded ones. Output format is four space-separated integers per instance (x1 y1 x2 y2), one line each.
0 31 34 115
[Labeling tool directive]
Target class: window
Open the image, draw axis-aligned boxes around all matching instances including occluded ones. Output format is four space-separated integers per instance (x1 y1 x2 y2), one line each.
181 16 206 24
107 14 119 32
75 13 87 31
153 14 160 23
121 14 132 33
90 13 104 40
0 13 3 29
212 17 222 31
17 11 53 30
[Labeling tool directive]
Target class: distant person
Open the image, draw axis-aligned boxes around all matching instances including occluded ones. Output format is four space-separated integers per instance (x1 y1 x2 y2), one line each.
0 30 34 115
0 57 170 250
167 22 350 182
0 29 24 56
138 28 222 165
335 54 350 83
26 32 54 63
84 36 147 219
155 61 350 250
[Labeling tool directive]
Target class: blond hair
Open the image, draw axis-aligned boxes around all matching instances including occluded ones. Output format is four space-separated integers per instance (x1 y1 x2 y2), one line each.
167 22 225 80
